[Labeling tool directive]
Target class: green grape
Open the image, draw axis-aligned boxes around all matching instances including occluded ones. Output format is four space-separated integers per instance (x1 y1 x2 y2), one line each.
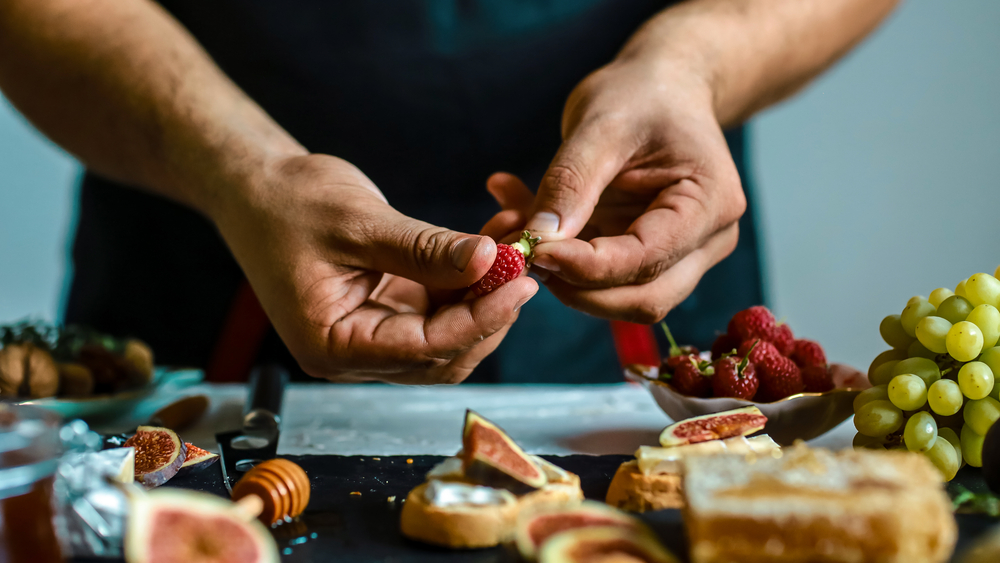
900 298 937 338
907 295 927 306
929 287 955 308
937 295 974 324
995 265 1000 280
958 361 995 400
924 435 960 480
870 360 901 387
956 279 969 299
887 374 927 411
938 427 963 464
979 347 1000 400
853 385 890 413
907 339 937 360
892 357 941 387
915 316 952 354
967 304 1000 349
961 424 985 467
867 349 909 382
965 273 1000 307
854 399 904 437
947 321 984 361
852 433 885 450
879 314 914 349
927 379 964 416
903 411 938 452
964 397 1000 435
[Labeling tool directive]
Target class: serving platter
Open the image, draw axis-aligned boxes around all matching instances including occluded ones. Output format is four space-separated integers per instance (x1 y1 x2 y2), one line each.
133 454 996 563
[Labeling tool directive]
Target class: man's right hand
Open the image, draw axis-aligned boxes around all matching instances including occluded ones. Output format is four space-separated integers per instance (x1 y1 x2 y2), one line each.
214 154 538 384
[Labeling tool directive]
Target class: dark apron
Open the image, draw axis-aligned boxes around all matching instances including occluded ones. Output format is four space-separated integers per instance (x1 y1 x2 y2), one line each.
65 0 764 382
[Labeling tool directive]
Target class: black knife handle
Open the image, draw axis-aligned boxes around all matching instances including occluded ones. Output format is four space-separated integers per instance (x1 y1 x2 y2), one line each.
243 364 289 435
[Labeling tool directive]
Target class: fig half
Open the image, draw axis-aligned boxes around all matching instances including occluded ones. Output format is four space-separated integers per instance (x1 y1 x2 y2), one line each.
659 406 767 447
123 426 186 489
125 489 278 563
515 501 647 560
537 526 678 563
461 410 547 494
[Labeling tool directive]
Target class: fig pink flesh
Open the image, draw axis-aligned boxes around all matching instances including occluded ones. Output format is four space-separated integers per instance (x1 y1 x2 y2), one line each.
529 513 631 548
149 508 261 563
569 538 656 563
467 423 541 480
669 413 766 444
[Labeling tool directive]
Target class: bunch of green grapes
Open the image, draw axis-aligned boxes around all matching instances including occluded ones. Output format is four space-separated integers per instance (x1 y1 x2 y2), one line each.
853 269 1000 481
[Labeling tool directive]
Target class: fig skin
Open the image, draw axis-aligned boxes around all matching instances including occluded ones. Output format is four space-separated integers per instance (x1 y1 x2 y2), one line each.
124 426 187 489
179 442 219 473
58 362 95 397
537 525 678 563
516 501 645 561
461 410 547 494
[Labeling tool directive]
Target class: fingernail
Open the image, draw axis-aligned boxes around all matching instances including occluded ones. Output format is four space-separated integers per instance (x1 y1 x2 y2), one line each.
527 212 560 234
513 293 535 313
451 236 480 272
532 255 560 272
528 269 550 283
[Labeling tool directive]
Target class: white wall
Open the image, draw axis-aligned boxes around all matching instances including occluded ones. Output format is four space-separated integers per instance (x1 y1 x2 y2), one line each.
752 0 1000 369
0 0 998 372
0 97 78 323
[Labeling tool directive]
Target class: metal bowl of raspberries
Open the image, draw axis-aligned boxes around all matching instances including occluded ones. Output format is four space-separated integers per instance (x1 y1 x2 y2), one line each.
625 306 870 445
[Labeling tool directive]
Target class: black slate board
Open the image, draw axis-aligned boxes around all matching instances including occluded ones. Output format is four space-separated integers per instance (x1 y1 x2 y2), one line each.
150 454 994 563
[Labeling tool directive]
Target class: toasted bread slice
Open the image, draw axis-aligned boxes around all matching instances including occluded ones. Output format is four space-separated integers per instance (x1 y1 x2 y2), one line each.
683 445 957 563
606 435 779 512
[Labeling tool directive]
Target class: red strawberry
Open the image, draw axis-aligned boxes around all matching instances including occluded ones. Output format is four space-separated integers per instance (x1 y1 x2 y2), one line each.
737 339 783 366
791 339 827 368
710 333 740 360
660 322 698 371
669 355 713 397
772 323 795 356
802 364 835 392
755 354 805 402
470 231 539 296
712 352 759 400
727 306 776 343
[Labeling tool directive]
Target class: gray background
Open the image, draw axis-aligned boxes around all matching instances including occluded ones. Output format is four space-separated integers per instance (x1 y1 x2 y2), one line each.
1 0 998 370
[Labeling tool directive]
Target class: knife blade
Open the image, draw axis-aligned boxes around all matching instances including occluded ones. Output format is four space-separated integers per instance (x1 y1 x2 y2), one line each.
216 364 289 493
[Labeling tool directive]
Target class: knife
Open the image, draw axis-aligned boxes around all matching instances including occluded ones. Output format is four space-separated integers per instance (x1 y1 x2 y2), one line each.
215 365 289 493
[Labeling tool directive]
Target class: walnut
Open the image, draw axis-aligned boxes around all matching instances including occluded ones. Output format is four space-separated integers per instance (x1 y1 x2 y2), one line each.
123 339 155 387
0 344 59 398
58 363 94 397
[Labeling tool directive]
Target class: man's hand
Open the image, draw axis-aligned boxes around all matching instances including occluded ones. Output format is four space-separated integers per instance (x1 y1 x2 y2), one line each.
215 154 537 384
508 58 743 323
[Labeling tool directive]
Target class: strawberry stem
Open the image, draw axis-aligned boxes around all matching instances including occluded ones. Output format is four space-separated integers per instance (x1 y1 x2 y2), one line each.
738 340 759 373
660 322 682 357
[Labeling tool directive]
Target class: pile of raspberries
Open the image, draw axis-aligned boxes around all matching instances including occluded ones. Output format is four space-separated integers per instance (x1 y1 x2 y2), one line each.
661 306 833 402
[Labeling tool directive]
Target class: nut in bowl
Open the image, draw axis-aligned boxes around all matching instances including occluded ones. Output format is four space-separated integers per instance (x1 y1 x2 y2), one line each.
628 307 870 445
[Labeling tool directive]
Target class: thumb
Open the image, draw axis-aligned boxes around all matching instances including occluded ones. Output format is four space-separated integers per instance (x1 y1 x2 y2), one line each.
361 212 497 290
525 124 631 241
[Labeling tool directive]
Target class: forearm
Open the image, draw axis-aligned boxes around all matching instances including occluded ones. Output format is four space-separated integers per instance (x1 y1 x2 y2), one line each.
619 0 900 128
0 0 305 218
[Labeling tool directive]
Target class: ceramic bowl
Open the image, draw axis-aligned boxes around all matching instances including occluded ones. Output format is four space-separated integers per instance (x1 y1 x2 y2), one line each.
17 367 203 423
625 363 870 445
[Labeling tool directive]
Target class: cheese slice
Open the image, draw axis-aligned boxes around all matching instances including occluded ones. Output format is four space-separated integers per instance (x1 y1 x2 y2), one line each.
636 435 780 475
423 479 517 507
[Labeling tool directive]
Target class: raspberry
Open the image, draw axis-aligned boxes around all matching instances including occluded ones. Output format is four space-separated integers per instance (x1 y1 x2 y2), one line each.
669 355 713 398
737 339 782 366
469 231 539 296
791 339 827 368
755 354 804 402
727 306 776 343
772 323 795 356
710 333 740 360
711 355 759 400
802 364 834 392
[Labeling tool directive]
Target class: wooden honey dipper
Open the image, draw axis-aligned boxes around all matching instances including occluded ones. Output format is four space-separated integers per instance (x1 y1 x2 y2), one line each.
230 458 311 525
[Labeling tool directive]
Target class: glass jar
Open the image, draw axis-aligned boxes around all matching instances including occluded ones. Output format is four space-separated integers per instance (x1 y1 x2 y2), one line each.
0 404 65 563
